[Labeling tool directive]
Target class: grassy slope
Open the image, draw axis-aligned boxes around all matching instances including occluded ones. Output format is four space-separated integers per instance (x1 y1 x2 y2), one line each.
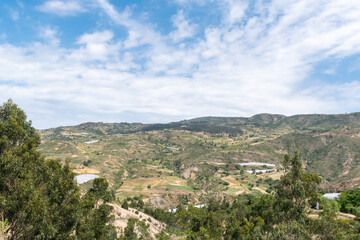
39 112 360 207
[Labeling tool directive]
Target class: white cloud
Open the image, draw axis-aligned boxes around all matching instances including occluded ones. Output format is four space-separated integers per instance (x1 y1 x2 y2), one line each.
77 31 114 44
71 30 121 61
173 0 210 6
323 69 336 75
9 9 20 21
97 0 163 49
39 26 60 46
16 0 24 9
170 10 197 42
0 33 6 40
38 0 86 16
222 0 248 24
2 0 360 128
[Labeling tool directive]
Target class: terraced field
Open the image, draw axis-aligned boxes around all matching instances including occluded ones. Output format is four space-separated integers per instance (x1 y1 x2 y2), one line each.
39 113 360 207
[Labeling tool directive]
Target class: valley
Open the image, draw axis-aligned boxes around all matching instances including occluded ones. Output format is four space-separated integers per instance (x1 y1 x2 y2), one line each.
39 113 360 208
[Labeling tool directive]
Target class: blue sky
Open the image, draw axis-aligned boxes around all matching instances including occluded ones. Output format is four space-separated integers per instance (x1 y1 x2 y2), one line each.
1 0 360 129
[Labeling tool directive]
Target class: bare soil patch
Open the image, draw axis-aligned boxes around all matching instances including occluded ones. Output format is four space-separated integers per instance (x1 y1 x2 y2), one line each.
73 168 100 174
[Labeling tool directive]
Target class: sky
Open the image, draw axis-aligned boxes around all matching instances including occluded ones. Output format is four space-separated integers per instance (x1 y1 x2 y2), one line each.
1 0 360 129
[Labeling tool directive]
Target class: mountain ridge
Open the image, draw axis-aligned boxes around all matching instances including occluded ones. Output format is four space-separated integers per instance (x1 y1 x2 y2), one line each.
40 112 360 134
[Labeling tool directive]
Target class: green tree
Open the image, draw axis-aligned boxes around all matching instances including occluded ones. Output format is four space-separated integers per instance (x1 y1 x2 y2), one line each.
275 151 321 222
123 218 137 240
156 230 170 240
224 216 265 240
176 206 223 240
268 221 312 240
251 194 276 225
0 215 9 240
122 200 129 210
121 218 150 240
173 159 182 171
76 178 116 240
0 99 81 239
338 188 360 215
0 100 116 239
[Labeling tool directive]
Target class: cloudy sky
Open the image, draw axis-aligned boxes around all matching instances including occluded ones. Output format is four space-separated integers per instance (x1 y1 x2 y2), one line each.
1 0 360 129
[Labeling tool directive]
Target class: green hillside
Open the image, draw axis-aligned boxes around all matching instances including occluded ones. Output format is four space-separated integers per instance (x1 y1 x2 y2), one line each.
39 113 360 206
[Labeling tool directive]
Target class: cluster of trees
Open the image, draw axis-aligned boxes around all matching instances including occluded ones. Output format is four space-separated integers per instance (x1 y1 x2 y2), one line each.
0 100 116 239
121 196 145 210
144 152 360 239
141 122 244 136
338 188 360 216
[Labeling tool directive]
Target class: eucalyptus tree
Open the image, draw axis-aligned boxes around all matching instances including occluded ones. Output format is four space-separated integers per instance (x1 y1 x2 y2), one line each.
0 100 116 239
275 151 322 222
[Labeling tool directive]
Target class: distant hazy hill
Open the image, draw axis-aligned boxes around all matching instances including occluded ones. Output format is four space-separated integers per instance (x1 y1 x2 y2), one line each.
42 112 360 137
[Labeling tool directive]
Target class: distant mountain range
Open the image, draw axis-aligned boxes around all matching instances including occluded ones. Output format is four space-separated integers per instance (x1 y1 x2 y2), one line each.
42 112 360 136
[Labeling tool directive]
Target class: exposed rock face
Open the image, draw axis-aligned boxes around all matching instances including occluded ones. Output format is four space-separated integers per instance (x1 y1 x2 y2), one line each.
182 166 199 179
335 177 360 192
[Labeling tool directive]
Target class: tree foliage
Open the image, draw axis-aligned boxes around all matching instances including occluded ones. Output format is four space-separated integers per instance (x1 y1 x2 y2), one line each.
0 100 115 239
275 150 322 222
142 151 360 239
338 188 360 216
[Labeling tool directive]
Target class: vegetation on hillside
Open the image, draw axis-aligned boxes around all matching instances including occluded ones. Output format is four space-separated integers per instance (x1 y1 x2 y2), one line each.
338 188 360 216
2 100 360 239
141 152 360 239
38 110 360 207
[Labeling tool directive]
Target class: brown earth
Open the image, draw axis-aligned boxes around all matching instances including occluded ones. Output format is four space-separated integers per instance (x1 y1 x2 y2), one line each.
73 168 100 174
109 203 167 239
